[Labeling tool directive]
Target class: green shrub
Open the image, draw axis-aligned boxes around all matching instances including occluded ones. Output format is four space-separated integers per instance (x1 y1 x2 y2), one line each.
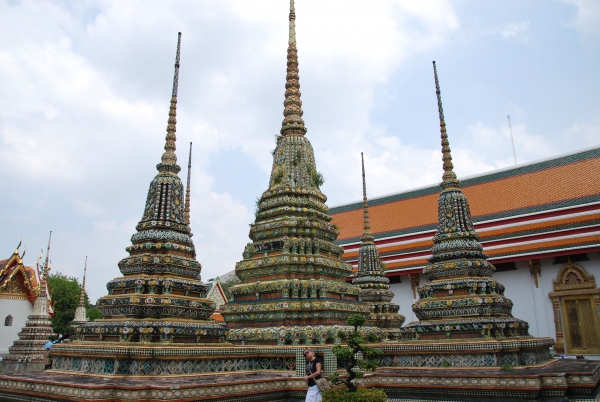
322 388 387 402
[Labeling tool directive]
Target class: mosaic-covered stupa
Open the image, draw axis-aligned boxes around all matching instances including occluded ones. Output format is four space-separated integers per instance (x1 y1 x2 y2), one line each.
400 62 535 341
4 236 55 369
75 33 226 344
352 153 405 331
71 257 88 327
221 0 371 345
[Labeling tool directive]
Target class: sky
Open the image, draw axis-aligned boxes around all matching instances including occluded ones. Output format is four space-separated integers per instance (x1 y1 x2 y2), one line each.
1 0 599 303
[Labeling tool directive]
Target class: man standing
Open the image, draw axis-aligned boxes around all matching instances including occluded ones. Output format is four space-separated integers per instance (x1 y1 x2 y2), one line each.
303 348 323 402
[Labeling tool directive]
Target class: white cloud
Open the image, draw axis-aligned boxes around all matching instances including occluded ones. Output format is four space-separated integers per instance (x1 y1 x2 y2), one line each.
484 21 531 43
564 122 600 146
563 0 600 49
468 121 555 166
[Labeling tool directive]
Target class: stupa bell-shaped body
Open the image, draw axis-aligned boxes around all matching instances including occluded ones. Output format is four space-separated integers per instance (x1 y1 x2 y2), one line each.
221 0 371 345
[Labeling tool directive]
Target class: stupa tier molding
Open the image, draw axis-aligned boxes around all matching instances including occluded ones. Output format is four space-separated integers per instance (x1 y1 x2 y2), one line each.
75 320 226 344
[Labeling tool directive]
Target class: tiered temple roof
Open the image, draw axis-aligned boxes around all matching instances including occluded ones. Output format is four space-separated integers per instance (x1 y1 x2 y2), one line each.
221 0 371 345
75 33 226 344
352 154 405 330
0 246 40 307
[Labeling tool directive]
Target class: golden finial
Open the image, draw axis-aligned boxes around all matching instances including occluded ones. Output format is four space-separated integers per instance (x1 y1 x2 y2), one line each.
361 153 374 243
280 0 306 136
433 61 459 188
184 142 192 225
13 237 22 255
159 32 182 171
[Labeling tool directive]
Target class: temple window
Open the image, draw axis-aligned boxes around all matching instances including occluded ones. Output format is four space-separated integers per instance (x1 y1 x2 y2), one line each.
4 314 13 326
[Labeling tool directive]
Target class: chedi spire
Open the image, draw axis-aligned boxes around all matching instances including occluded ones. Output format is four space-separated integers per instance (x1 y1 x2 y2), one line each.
280 0 306 136
400 62 532 341
158 32 182 174
72 256 88 325
352 154 404 332
72 33 227 346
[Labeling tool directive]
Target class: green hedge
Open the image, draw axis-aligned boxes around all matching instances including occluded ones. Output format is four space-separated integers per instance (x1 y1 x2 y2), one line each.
322 388 387 402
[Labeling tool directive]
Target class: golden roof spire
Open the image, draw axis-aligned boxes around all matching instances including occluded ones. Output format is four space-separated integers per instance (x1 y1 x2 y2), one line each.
433 61 460 189
158 32 182 173
184 142 192 225
361 153 374 243
280 0 306 136
78 256 87 308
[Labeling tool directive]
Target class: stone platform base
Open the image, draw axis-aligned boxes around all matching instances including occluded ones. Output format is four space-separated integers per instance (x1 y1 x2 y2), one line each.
0 359 599 401
0 361 46 374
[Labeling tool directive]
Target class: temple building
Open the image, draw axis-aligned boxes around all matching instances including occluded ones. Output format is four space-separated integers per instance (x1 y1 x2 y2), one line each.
220 0 371 345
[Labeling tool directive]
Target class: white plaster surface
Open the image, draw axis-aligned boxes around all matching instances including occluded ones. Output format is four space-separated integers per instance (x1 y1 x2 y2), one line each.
0 299 33 355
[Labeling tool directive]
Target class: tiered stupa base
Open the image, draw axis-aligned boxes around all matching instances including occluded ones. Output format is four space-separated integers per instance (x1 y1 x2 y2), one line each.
2 346 599 401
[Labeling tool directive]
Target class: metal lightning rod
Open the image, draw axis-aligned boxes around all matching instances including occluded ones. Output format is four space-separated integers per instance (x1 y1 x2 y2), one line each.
507 115 517 165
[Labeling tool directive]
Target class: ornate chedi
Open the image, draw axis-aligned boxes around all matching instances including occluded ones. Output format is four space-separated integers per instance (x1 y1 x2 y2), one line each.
71 256 88 326
4 234 55 369
221 0 371 345
352 153 405 332
400 62 545 344
75 33 226 345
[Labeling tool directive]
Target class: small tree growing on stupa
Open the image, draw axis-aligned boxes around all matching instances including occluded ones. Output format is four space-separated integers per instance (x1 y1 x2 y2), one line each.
328 314 383 393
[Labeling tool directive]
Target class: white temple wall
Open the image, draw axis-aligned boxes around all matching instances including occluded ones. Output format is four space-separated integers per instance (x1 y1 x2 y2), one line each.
0 299 32 355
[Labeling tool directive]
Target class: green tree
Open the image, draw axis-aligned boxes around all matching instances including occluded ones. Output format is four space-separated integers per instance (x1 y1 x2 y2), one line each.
47 272 102 335
329 314 383 393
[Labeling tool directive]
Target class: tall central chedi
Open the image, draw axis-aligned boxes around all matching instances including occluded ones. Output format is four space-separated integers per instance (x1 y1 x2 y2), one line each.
221 0 370 345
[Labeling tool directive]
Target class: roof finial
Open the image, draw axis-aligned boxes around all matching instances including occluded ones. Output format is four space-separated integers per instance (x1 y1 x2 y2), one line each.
184 142 192 225
361 153 374 243
78 256 87 307
280 0 306 136
14 237 22 255
159 32 182 172
433 61 459 189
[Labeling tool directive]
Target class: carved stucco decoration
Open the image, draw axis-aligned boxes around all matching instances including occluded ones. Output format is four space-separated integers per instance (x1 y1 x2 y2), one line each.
529 259 542 288
548 260 599 354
